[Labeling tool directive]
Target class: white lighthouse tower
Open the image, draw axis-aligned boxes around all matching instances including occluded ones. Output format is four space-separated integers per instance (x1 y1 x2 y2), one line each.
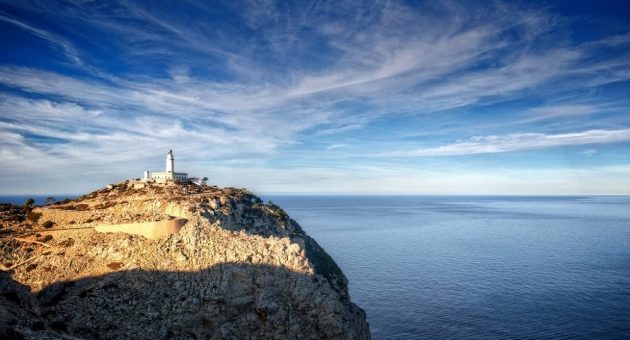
166 149 174 173
147 149 188 182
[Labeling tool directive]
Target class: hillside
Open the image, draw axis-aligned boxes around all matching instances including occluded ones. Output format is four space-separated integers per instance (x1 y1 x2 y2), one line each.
0 180 370 339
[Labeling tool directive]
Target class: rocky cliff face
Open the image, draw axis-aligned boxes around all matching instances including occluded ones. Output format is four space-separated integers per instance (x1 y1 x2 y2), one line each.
0 180 370 339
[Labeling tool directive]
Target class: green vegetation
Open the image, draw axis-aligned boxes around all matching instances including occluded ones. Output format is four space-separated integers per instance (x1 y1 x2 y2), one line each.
94 201 117 210
303 235 348 295
37 235 53 242
23 198 35 213
27 211 42 223
57 203 90 211
0 203 27 222
267 203 289 220
23 198 35 208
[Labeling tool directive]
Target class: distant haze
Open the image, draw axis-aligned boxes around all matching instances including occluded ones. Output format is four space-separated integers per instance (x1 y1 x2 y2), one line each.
0 1 629 194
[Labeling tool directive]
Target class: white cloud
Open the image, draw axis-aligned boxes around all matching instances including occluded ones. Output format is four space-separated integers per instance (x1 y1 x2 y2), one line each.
325 143 348 150
382 129 630 157
529 104 599 118
0 13 83 66
0 1 629 194
204 164 630 195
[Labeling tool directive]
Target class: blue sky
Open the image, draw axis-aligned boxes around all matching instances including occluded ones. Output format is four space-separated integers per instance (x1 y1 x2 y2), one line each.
0 0 629 195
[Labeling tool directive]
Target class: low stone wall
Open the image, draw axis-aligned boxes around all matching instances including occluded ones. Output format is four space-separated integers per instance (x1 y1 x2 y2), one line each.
95 218 188 240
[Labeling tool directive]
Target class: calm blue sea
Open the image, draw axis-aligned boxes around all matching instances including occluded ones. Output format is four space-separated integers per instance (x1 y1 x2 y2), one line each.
0 195 77 206
265 195 630 339
3 195 629 338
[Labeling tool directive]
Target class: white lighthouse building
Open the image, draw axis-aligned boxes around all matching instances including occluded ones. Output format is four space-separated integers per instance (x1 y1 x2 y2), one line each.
166 149 174 173
145 150 188 182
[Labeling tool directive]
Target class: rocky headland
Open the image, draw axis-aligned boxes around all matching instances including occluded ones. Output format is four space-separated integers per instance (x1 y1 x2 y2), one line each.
0 180 370 339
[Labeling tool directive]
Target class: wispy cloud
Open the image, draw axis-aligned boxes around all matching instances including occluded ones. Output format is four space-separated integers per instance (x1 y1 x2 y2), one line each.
325 143 348 150
0 12 83 66
0 0 629 193
580 149 598 157
529 105 600 119
382 129 630 157
205 164 630 195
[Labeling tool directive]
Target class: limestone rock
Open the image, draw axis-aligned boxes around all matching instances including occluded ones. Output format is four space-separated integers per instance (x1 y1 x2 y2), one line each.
0 181 370 339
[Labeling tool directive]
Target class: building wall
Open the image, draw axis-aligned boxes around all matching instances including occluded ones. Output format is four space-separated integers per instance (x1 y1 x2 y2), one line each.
150 172 188 182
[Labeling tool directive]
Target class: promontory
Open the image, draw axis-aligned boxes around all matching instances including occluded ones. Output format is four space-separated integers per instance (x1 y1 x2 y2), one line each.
0 179 370 339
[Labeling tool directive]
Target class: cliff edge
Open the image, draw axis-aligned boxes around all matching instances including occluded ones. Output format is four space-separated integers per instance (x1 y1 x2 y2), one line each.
0 180 370 339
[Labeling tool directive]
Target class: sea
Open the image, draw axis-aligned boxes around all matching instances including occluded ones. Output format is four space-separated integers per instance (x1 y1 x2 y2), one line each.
265 195 630 339
3 195 630 339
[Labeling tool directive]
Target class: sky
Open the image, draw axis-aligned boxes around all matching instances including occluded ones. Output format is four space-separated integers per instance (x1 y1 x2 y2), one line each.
0 0 629 195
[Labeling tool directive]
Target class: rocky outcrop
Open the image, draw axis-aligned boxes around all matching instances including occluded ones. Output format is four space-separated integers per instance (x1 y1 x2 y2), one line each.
0 180 370 339
94 217 188 239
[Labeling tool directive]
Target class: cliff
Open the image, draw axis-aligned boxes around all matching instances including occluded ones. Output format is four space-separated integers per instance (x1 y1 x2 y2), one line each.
0 180 370 339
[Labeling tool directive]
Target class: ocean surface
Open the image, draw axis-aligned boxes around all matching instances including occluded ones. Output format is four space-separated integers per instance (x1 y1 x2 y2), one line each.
3 195 630 338
0 195 78 206
265 195 630 339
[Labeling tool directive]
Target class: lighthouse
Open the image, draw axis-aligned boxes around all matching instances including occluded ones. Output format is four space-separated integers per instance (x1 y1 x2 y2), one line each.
146 150 189 182
166 149 174 173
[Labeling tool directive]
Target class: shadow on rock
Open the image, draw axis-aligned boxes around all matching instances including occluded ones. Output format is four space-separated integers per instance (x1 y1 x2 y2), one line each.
198 194 351 302
1 262 370 339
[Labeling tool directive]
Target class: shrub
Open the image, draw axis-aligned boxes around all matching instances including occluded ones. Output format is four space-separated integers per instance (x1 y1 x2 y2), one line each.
61 203 90 211
37 235 53 242
41 220 54 229
27 211 42 223
23 198 35 208
95 201 116 210
23 198 35 213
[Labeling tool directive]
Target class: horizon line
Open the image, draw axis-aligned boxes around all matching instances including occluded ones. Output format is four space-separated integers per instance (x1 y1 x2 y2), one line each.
1 192 629 197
